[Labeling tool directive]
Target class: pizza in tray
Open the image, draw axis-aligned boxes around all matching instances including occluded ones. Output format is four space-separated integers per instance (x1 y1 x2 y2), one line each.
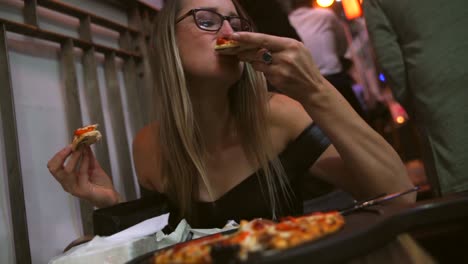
153 211 345 264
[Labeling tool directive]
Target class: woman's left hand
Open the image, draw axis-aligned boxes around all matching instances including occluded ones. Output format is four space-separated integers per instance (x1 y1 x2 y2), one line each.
228 32 325 101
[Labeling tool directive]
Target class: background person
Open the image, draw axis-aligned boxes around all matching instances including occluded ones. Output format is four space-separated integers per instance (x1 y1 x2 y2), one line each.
363 0 468 196
288 0 366 119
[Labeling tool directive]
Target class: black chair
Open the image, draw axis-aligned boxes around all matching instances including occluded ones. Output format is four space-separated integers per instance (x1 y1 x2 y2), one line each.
93 192 169 236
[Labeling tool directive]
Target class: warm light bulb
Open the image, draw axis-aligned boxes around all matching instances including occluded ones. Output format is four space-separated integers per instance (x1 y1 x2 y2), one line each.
396 116 405 124
316 0 335 8
342 0 363 19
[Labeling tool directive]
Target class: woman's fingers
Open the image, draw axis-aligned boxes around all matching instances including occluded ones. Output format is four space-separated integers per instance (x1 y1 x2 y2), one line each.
232 32 324 100
79 148 90 174
63 149 83 175
87 146 100 171
78 148 90 188
47 145 72 176
229 32 290 52
237 48 270 63
237 48 283 76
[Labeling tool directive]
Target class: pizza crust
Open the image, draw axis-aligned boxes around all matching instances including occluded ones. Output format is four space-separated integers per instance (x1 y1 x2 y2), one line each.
215 42 240 50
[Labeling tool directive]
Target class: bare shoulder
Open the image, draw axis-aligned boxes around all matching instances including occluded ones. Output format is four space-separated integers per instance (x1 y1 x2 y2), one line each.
132 122 163 192
268 93 313 141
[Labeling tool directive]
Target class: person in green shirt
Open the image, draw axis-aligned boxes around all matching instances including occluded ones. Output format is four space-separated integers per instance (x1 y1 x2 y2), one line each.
363 0 468 196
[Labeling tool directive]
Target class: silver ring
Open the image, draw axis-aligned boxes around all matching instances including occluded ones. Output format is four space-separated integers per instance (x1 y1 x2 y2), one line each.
262 50 273 65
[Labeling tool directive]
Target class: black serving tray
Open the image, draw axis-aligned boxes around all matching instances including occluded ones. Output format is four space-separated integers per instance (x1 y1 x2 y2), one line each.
127 193 468 264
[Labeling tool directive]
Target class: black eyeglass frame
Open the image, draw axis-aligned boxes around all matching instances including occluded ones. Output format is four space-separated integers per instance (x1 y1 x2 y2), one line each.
175 8 252 32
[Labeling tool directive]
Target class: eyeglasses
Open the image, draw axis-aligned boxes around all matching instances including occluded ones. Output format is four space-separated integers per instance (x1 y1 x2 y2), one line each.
175 8 252 32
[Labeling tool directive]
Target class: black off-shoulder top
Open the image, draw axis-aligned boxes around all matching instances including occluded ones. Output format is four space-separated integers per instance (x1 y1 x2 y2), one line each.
159 123 332 229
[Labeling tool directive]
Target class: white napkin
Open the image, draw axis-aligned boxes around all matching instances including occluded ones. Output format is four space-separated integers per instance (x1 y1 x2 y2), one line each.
49 214 238 264
190 220 239 239
49 213 170 264
106 213 169 242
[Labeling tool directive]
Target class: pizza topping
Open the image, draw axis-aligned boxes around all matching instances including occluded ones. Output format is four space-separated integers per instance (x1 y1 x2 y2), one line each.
280 216 297 222
71 124 102 151
249 219 275 231
215 37 240 50
173 233 223 252
229 231 250 243
74 125 97 136
216 37 230 45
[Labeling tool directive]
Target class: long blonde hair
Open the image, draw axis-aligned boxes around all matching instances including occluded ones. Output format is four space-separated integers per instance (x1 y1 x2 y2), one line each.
149 0 293 222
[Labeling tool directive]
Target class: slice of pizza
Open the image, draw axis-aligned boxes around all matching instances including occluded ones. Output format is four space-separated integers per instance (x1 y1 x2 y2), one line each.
71 124 102 151
215 37 240 50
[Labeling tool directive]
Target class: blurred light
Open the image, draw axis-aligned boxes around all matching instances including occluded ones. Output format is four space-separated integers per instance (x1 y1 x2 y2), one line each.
389 101 409 126
336 0 342 2
379 73 386 82
316 0 335 8
396 116 406 124
342 0 362 20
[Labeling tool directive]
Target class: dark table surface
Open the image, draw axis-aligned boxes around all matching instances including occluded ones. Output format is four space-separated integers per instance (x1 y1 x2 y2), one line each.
128 192 468 264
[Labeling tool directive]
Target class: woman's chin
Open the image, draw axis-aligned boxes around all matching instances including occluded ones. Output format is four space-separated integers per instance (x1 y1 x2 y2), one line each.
218 60 244 75
188 70 241 87
219 67 243 81
187 59 243 84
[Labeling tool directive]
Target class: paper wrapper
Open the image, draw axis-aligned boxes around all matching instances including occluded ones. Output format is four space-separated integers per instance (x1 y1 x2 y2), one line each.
49 214 238 264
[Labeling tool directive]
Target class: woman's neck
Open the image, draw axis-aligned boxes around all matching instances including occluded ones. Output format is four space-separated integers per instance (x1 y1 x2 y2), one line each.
189 80 236 153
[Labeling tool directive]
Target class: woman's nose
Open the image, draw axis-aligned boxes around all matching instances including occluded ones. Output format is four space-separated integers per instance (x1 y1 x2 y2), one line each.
218 20 234 36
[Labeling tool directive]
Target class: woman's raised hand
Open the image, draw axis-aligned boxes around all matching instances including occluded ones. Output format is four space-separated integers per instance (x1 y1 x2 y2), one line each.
229 32 327 101
47 145 120 208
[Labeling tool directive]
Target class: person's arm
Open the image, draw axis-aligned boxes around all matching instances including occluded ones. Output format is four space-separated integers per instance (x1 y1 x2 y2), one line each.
362 0 408 104
231 32 415 204
269 87 414 204
302 80 413 203
132 123 164 193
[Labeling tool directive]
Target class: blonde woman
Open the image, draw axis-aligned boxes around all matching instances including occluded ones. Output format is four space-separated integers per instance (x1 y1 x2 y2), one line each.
47 0 414 228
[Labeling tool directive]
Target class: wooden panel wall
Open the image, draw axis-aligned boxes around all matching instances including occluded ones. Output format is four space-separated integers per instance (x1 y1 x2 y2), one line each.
0 23 32 264
0 1 158 262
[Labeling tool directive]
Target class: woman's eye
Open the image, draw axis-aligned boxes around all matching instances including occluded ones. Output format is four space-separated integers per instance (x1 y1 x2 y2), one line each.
198 19 216 28
230 23 241 31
